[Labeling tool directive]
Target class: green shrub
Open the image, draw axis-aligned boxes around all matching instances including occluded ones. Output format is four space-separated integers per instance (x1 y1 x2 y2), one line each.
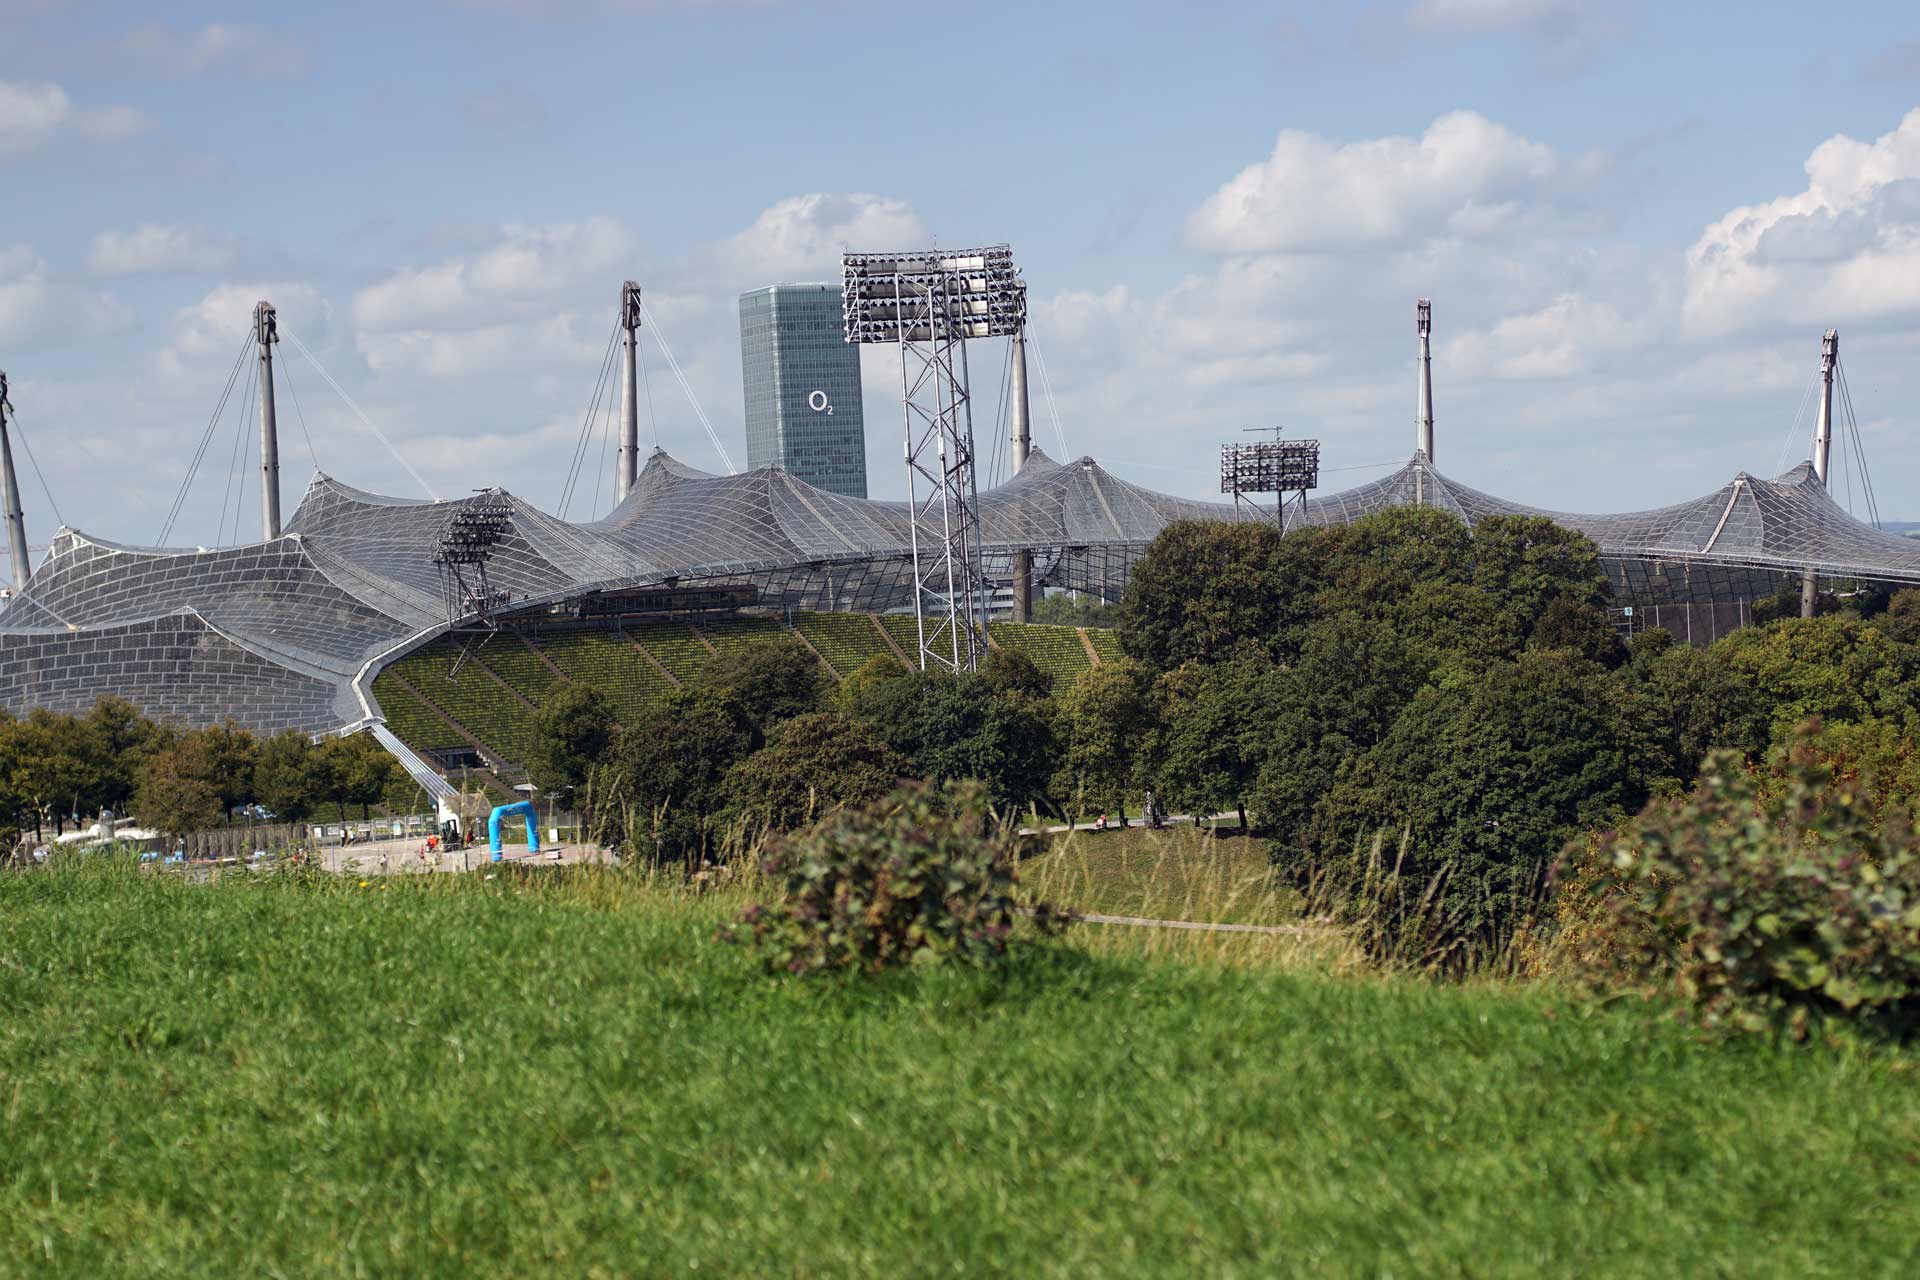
724 782 1066 975
1585 734 1920 1040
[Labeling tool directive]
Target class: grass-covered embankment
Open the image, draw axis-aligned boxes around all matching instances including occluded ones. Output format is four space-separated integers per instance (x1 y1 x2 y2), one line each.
3 860 1917 1276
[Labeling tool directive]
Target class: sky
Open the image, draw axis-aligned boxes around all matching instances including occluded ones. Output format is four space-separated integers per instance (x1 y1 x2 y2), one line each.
4 0 1920 564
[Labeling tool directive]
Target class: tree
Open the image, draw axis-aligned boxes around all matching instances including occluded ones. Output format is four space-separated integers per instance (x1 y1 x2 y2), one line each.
198 720 259 823
82 696 158 817
1529 594 1626 667
1878 588 1920 645
1248 613 1423 848
1149 654 1286 831
1117 520 1288 671
1716 614 1920 745
696 636 828 731
979 647 1050 701
133 738 222 841
529 682 616 801
1305 650 1653 952
1053 658 1155 822
726 712 907 833
338 733 403 820
614 688 759 860
310 736 355 822
6 708 96 836
1469 515 1611 657
253 731 320 823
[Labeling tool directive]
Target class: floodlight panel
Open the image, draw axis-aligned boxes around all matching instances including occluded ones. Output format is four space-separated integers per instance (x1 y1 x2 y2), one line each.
842 246 1026 343
1219 440 1321 494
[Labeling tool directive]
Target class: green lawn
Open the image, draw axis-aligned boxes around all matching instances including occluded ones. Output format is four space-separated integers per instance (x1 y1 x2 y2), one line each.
4 861 1918 1276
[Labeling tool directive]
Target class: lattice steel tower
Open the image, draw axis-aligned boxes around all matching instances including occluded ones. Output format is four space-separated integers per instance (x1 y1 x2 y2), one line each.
842 246 1025 672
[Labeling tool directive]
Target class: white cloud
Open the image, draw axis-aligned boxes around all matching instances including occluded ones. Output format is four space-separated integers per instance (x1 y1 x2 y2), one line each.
0 80 69 154
103 23 311 78
0 79 150 157
1186 111 1561 254
709 193 927 284
353 218 637 334
1442 293 1632 379
156 282 329 384
0 244 130 347
87 225 236 277
1683 108 1920 336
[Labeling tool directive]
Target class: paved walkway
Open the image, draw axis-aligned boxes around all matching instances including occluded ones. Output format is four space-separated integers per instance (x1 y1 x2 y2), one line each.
1017 813 1241 837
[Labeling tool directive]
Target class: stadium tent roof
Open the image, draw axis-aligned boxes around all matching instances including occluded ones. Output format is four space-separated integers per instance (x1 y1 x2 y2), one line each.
1 446 1914 736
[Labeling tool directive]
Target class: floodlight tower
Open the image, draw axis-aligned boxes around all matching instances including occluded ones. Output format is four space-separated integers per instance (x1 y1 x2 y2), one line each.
843 245 1026 673
0 373 30 589
255 300 282 540
434 490 516 630
1801 329 1840 618
1221 429 1321 534
616 281 642 503
1009 317 1033 622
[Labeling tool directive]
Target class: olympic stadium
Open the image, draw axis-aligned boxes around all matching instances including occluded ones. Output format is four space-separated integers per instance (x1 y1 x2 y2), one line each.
0 278 1912 793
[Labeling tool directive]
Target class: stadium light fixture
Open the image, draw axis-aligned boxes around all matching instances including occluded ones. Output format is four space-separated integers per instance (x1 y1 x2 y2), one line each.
842 244 1026 673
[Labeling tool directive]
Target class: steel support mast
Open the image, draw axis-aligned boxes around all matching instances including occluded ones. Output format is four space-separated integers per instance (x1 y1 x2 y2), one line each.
1009 325 1033 622
1415 298 1434 506
844 247 1024 673
255 301 282 540
1801 329 1839 618
0 373 30 589
616 281 642 503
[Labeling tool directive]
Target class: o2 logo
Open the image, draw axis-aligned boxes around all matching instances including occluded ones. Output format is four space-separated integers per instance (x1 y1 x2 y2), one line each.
808 390 834 415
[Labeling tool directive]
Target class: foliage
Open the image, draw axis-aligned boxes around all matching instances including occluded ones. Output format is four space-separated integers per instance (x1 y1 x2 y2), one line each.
843 669 1056 814
1303 650 1652 962
1877 587 1920 645
1586 735 1920 1040
979 647 1051 701
132 738 222 839
1529 594 1627 667
725 712 906 834
252 730 320 823
528 681 616 798
696 636 828 730
1117 520 1287 670
1052 658 1154 819
1148 655 1282 829
724 781 1065 974
1718 615 1920 743
612 688 759 860
1248 613 1423 847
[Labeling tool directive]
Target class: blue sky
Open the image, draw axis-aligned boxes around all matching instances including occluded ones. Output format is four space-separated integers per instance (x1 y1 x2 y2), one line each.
4 0 1920 561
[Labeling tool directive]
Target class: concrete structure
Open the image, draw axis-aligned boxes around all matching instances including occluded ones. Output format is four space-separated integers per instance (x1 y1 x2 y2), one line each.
738 284 866 498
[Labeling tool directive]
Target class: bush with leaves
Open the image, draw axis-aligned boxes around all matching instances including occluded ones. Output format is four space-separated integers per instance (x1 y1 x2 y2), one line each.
724 781 1067 975
1583 733 1920 1040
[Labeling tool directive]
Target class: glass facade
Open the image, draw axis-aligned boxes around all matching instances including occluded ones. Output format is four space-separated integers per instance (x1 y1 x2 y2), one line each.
739 285 868 498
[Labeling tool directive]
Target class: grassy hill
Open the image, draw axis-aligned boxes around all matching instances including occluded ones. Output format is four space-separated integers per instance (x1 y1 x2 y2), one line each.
3 859 1915 1275
374 611 1115 771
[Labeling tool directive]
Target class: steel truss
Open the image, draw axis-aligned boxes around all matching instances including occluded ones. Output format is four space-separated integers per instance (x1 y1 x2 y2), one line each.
844 247 1025 671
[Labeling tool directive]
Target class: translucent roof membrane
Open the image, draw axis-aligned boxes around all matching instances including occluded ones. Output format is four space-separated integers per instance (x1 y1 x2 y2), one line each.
2 448 1914 735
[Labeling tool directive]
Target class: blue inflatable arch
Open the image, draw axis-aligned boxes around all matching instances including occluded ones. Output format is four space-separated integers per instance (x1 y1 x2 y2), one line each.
488 800 540 862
